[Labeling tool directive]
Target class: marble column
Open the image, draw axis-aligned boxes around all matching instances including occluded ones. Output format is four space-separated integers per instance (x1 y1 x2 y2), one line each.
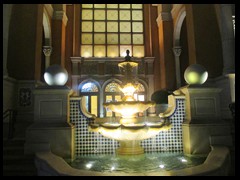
43 46 52 69
172 46 182 88
220 4 235 75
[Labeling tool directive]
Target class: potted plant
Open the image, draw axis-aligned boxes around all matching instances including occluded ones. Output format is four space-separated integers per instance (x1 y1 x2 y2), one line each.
151 89 171 115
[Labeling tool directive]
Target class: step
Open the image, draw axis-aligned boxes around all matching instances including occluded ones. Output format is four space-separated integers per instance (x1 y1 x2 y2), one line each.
3 156 35 165
3 170 38 176
3 164 36 171
3 154 35 161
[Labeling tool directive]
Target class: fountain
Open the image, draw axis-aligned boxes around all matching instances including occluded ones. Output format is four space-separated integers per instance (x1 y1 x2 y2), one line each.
32 52 232 176
88 50 171 155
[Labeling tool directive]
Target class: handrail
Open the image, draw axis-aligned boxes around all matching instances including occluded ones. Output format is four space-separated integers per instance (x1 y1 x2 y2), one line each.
3 109 17 139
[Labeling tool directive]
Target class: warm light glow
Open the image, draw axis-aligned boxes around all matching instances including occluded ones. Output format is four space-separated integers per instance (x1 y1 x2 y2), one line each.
184 64 208 84
82 52 91 57
187 72 199 84
120 46 132 57
119 83 137 98
88 50 171 155
181 158 187 162
86 163 93 169
159 164 165 169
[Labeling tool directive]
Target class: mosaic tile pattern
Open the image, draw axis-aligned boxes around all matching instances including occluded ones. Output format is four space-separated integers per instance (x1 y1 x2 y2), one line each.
142 98 185 153
70 97 185 156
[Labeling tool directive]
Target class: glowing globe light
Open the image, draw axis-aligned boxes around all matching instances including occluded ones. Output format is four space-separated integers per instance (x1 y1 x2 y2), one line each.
44 64 68 86
184 64 208 85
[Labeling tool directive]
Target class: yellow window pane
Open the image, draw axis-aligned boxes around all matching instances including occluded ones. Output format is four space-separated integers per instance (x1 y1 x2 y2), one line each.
94 22 105 32
133 45 144 57
106 95 113 117
94 10 105 20
120 34 131 44
119 4 130 9
132 22 143 32
120 45 132 57
82 4 93 8
120 22 131 32
107 45 119 57
81 45 93 57
81 33 92 44
133 34 143 44
134 94 138 100
94 4 105 8
136 83 145 92
107 10 118 20
138 95 145 101
94 34 105 44
107 22 118 32
91 96 98 116
82 21 93 32
94 45 106 57
107 4 118 9
132 4 143 9
132 10 143 21
107 34 118 44
115 95 121 102
82 10 93 20
106 95 112 102
119 10 130 20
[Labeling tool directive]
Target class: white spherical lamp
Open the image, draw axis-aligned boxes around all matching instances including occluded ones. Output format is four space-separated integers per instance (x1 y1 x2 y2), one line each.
184 64 208 85
44 64 68 86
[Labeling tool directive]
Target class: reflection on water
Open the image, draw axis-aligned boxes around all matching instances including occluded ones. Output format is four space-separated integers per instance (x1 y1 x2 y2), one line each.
68 153 206 173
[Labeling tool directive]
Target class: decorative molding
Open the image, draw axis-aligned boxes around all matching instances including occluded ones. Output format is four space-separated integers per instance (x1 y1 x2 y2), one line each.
172 46 182 57
43 46 52 57
19 88 32 107
44 4 53 18
53 11 68 26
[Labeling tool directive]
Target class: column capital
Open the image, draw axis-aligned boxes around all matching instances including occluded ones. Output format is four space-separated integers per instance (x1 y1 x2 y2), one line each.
172 46 182 57
156 12 172 26
53 11 68 26
43 46 52 57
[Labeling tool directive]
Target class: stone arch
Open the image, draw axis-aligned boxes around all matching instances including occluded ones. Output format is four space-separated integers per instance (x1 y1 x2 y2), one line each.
173 6 186 47
43 7 52 46
102 78 122 91
78 78 101 92
42 5 53 71
173 6 187 88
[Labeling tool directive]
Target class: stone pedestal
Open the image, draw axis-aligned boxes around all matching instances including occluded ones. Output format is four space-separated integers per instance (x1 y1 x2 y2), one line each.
117 141 144 155
25 86 75 160
175 85 232 155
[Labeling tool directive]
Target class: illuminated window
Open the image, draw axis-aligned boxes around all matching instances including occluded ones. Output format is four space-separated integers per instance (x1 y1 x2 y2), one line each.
134 82 145 101
80 4 145 58
134 82 146 117
104 82 123 117
80 82 99 117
